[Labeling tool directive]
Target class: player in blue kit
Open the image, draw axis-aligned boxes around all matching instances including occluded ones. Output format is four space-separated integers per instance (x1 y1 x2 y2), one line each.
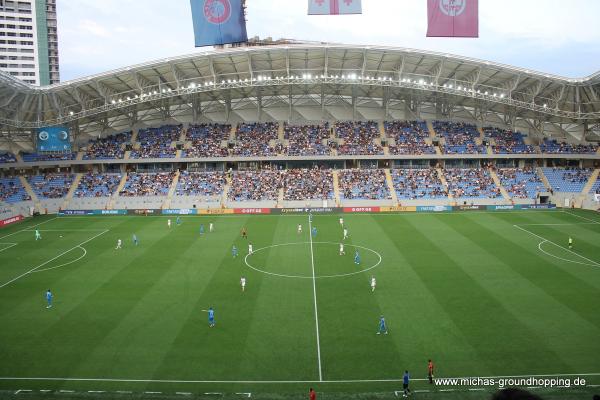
132 234 138 246
45 289 53 309
232 245 238 258
311 226 317 238
176 216 181 225
200 224 205 235
354 250 361 265
205 307 215 327
377 315 388 335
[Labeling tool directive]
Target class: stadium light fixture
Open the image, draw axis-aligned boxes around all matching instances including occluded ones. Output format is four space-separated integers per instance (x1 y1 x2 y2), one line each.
153 90 157 95
127 97 131 101
419 79 424 85
543 103 547 108
350 73 357 80
69 111 74 115
458 86 462 90
118 99 123 103
111 100 116 104
448 84 453 88
500 93 505 98
485 91 489 95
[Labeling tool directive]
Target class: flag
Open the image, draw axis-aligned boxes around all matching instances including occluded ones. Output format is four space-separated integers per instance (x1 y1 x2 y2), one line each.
308 0 362 15
427 0 478 38
190 0 248 47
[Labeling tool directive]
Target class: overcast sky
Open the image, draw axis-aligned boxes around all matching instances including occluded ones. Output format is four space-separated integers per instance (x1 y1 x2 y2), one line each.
56 0 600 82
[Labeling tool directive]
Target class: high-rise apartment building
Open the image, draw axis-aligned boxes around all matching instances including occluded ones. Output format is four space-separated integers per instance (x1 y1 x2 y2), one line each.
0 0 59 86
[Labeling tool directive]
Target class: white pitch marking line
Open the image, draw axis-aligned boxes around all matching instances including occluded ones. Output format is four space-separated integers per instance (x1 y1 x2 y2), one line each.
0 216 58 241
236 393 252 398
176 392 192 395
527 386 542 389
39 390 51 393
563 210 600 224
538 241 597 267
439 389 455 392
308 215 323 382
145 391 162 394
468 388 486 391
88 390 105 393
518 223 598 226
412 390 430 393
32 246 87 273
115 390 132 393
0 229 109 289
14 389 31 394
0 242 17 253
0 372 598 384
514 224 600 267
22 229 107 232
59 390 74 393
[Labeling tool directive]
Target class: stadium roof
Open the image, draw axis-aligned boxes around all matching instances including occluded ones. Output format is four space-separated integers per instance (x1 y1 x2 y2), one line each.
1 43 599 143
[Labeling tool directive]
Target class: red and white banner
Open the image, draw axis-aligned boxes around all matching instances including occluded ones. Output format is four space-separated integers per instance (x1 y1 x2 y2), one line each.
234 208 271 215
308 0 362 15
343 207 380 213
0 215 24 227
427 0 478 38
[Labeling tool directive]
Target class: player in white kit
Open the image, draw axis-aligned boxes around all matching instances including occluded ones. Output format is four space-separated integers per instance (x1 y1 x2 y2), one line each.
371 276 376 292
343 228 348 240
167 219 171 228
297 224 302 234
240 277 246 291
248 242 253 254
115 239 122 249
339 243 345 255
339 217 344 226
209 222 214 232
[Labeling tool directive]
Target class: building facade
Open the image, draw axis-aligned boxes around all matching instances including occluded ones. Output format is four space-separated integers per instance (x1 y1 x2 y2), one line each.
0 0 59 86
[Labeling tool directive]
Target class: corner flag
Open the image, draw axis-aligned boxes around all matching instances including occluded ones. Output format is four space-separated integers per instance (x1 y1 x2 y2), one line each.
427 0 478 38
190 0 248 47
308 0 362 15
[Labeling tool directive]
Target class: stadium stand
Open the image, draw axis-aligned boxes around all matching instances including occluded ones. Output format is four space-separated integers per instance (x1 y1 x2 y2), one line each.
74 173 122 197
28 173 74 199
83 131 131 160
228 169 282 201
540 139 598 154
483 127 536 154
175 171 226 197
183 124 230 158
0 177 31 203
119 172 175 196
232 122 279 157
542 167 593 192
0 152 17 163
435 121 486 154
130 125 180 159
385 120 436 155
284 123 331 156
22 152 76 162
336 121 383 155
283 168 334 200
496 168 543 199
391 168 447 199
444 168 501 198
338 169 391 200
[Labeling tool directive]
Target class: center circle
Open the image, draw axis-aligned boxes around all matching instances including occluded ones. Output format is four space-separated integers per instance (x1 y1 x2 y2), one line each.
244 241 382 279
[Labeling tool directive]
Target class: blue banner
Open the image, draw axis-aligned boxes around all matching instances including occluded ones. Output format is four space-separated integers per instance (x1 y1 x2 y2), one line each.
162 209 198 215
36 126 71 152
190 0 247 46
59 210 127 216
417 205 452 212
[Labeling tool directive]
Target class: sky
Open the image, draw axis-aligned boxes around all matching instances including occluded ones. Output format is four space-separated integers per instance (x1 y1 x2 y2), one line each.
56 0 600 82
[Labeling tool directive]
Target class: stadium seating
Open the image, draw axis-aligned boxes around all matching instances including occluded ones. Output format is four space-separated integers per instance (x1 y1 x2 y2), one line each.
483 127 535 154
284 123 331 156
385 120 436 155
176 171 226 196
542 168 593 192
119 172 175 196
74 173 122 197
28 173 74 199
228 169 282 201
0 177 30 203
232 122 280 157
540 139 598 154
0 152 17 163
338 169 390 200
591 179 600 194
434 121 485 154
444 168 501 198
283 169 334 200
83 131 131 160
336 121 383 155
392 168 447 199
496 168 543 198
183 124 230 158
130 125 181 159
22 152 76 162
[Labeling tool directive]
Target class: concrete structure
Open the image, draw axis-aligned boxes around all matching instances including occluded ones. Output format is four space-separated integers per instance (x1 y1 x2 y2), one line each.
0 0 59 86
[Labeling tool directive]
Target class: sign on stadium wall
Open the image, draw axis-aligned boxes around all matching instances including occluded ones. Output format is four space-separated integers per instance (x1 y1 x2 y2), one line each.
162 209 198 215
343 207 381 213
0 215 24 227
274 207 342 214
380 206 417 212
417 205 452 212
234 208 271 214
198 209 234 215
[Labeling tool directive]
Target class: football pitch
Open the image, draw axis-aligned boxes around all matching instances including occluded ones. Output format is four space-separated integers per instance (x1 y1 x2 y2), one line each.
0 210 599 399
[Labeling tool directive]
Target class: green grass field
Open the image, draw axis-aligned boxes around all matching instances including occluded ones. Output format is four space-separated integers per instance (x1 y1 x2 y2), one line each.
0 210 599 399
